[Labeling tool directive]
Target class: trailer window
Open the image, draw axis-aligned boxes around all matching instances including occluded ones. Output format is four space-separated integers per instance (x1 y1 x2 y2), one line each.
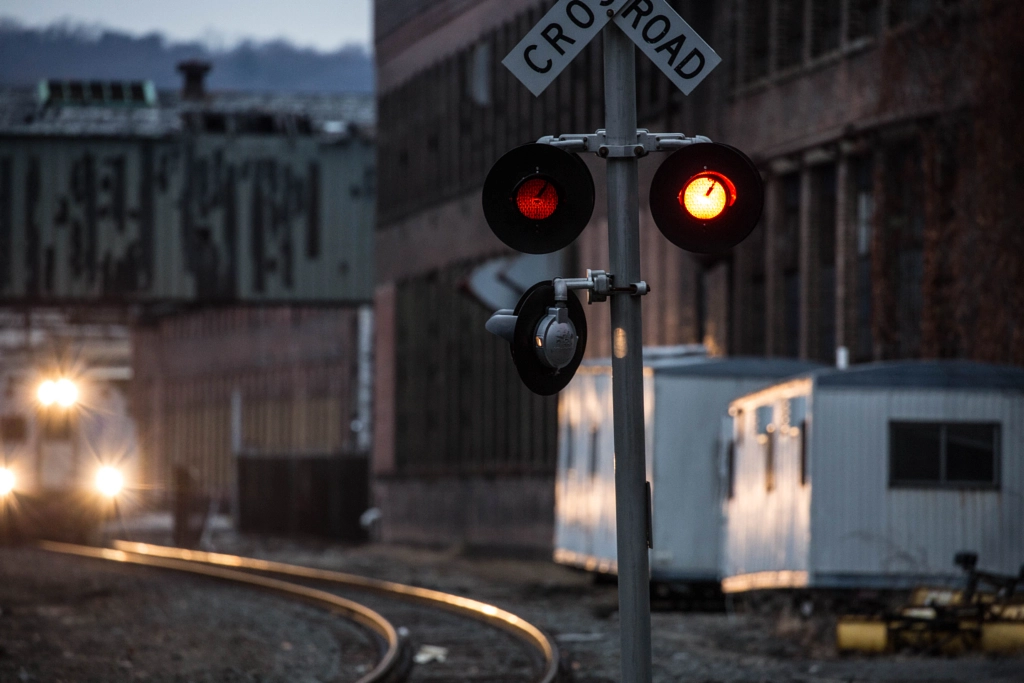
756 405 775 492
755 405 773 434
588 426 600 480
725 440 735 499
564 423 575 473
890 422 999 489
799 421 808 485
1 415 27 442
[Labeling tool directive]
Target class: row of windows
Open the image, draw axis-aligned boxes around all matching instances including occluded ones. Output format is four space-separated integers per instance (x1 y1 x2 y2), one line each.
726 418 1001 497
731 137 928 364
734 0 951 88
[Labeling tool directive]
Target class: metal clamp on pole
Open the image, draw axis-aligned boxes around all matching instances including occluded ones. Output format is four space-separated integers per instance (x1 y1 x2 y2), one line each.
553 270 649 305
537 129 712 158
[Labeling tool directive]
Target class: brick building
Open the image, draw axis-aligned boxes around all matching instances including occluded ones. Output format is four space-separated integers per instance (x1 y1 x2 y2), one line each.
372 0 1024 551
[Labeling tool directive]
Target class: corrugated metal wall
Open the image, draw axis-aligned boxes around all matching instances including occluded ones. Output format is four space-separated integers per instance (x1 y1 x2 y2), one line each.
132 306 364 501
0 134 373 304
812 387 1024 579
392 264 558 475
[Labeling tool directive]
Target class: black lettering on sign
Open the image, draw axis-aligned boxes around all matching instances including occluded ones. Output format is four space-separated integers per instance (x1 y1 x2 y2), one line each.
653 32 687 66
600 0 616 5
641 15 671 43
541 23 576 56
621 0 653 28
675 47 705 78
524 44 553 73
566 0 595 28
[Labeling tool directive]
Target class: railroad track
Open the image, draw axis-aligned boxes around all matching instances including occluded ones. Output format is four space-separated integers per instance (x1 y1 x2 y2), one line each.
39 540 560 683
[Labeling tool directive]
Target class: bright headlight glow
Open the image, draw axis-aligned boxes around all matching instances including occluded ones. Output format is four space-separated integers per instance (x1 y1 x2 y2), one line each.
96 466 123 497
55 378 79 408
0 468 14 495
37 380 57 406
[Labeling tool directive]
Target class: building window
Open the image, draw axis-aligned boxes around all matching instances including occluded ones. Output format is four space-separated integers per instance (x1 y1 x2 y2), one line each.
848 0 881 41
743 0 771 83
810 0 841 56
812 163 837 362
776 0 807 71
890 422 1000 489
468 41 491 107
851 156 874 361
588 425 600 480
780 173 801 357
889 0 933 27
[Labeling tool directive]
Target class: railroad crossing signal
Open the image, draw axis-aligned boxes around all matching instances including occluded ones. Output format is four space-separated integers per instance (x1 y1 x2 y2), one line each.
485 4 758 682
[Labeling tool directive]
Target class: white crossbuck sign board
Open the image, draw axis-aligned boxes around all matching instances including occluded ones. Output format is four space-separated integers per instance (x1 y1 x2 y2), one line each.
503 0 722 97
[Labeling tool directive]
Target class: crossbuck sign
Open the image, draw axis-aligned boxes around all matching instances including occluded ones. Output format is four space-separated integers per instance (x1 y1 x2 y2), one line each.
503 0 722 96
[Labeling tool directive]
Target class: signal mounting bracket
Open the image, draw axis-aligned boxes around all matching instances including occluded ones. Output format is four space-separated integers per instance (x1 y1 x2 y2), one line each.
536 129 712 159
554 269 649 305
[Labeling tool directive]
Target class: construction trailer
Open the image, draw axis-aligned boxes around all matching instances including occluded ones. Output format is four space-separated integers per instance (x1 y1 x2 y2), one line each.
553 348 821 583
723 361 1024 594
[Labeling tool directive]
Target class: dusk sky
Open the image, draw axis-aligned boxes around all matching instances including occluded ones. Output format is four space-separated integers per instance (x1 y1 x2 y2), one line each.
0 0 373 51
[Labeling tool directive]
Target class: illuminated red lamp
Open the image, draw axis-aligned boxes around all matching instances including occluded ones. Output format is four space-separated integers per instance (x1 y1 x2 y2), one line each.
679 171 736 221
649 142 764 254
515 177 560 220
482 143 595 254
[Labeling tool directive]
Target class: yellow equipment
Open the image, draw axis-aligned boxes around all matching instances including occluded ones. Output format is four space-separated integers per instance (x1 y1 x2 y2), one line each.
837 552 1024 654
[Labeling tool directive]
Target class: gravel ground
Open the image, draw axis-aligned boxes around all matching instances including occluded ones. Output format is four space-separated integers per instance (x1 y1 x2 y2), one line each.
0 547 379 683
4 529 1023 682
204 534 1024 683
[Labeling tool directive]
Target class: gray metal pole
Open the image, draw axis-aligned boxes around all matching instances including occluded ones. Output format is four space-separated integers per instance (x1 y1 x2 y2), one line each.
603 23 652 683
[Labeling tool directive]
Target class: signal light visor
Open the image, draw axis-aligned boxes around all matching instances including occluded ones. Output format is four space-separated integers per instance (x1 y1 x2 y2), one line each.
679 172 736 220
515 177 559 220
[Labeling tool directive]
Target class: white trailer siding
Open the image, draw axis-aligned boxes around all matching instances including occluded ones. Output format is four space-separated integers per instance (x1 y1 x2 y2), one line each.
723 380 814 591
723 361 1024 592
554 366 653 574
811 387 1024 585
555 355 820 581
650 372 814 579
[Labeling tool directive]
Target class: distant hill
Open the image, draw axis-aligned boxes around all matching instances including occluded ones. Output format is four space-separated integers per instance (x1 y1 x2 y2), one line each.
0 19 374 93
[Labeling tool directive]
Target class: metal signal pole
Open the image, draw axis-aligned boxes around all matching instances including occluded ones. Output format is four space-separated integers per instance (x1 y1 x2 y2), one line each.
603 22 652 683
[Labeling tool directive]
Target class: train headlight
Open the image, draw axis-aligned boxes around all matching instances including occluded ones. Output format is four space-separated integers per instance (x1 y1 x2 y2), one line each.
96 467 123 497
37 380 57 406
38 378 79 408
55 378 79 408
0 468 14 496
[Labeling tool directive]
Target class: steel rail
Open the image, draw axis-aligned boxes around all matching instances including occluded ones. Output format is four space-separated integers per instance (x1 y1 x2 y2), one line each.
113 540 560 683
38 541 403 683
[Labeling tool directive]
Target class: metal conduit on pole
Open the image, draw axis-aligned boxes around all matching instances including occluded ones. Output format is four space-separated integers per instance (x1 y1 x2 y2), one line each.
603 22 652 683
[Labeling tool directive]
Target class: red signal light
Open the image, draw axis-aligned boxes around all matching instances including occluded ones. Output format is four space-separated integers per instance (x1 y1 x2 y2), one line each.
515 177 560 220
482 143 594 254
679 171 736 220
649 142 764 253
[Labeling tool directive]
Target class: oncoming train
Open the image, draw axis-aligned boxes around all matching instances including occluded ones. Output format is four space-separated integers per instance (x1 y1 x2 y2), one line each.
0 365 139 542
